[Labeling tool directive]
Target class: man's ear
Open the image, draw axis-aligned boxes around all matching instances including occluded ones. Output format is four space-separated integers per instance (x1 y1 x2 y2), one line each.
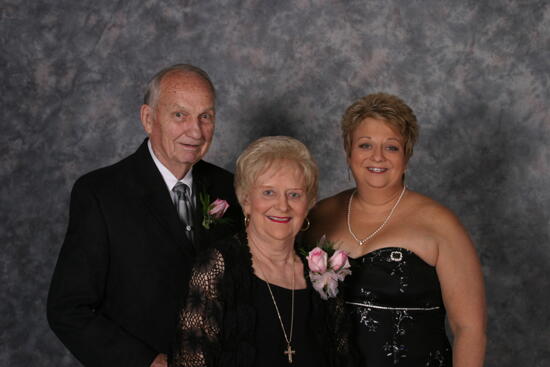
140 104 154 134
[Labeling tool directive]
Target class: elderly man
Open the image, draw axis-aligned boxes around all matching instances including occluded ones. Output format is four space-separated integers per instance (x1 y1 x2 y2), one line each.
47 64 242 367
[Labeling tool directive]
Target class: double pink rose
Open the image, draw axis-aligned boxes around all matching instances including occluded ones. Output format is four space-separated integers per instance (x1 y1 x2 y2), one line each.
208 199 229 219
307 247 350 273
307 246 351 300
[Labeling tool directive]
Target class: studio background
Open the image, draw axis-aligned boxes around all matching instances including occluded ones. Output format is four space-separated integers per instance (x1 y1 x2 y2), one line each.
2 1 549 366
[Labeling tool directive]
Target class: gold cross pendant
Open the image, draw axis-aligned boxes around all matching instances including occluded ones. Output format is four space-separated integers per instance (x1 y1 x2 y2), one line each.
284 344 295 363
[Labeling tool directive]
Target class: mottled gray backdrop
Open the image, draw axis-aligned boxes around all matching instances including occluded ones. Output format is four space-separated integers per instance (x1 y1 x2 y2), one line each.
1 0 549 366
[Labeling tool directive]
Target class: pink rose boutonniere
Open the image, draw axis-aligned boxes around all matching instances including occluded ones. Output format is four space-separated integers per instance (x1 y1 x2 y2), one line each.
199 192 230 229
306 236 352 300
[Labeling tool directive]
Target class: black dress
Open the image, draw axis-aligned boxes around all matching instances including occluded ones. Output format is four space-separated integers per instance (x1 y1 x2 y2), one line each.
252 275 326 367
170 234 354 367
345 247 452 366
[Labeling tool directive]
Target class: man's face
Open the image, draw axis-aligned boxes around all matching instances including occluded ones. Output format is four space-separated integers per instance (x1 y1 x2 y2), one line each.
141 71 215 178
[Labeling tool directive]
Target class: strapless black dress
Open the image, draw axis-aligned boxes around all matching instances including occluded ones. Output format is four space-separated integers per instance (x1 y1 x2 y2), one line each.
345 247 452 366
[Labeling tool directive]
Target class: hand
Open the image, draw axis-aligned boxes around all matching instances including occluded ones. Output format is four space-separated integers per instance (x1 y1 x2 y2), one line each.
150 353 168 367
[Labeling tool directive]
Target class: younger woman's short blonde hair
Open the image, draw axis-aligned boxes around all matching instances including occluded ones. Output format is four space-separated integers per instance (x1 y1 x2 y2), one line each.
341 92 419 161
235 136 318 209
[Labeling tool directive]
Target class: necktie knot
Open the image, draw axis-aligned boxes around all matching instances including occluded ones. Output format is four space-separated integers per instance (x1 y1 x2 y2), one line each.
173 182 190 199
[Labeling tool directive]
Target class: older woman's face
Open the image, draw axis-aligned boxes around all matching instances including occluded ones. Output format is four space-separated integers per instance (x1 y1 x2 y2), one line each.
348 117 406 190
243 160 309 244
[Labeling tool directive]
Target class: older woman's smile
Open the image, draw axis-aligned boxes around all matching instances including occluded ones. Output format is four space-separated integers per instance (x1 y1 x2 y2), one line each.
267 215 292 223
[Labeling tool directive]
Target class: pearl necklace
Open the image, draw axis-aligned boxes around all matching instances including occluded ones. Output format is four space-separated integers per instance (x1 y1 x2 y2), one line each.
249 237 296 363
347 185 407 246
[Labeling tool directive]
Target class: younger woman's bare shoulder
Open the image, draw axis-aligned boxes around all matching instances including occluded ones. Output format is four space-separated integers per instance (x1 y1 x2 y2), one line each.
405 190 464 231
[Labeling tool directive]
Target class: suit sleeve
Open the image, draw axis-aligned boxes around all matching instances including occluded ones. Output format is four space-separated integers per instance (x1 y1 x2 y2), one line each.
47 178 158 367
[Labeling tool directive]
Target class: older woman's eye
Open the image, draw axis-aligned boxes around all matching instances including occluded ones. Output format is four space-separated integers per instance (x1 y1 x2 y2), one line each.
262 190 274 196
358 143 372 149
288 192 302 199
386 145 400 151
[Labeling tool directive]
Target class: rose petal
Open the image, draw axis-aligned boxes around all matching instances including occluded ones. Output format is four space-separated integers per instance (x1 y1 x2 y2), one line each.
307 247 328 273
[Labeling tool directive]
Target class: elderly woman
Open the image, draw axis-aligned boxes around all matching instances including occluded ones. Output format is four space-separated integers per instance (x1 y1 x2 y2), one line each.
171 136 353 367
306 93 486 367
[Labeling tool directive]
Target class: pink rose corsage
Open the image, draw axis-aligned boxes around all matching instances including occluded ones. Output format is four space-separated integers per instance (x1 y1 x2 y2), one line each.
199 192 230 229
306 236 351 300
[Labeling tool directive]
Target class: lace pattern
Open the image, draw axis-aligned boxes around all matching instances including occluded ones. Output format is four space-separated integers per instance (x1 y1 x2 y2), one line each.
172 249 225 367
171 235 356 367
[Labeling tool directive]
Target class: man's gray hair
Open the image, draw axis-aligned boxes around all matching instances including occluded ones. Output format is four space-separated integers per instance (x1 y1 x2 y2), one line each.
143 64 216 107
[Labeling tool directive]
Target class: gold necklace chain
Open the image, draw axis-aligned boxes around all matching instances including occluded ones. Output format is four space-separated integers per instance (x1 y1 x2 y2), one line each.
249 237 296 363
347 185 407 246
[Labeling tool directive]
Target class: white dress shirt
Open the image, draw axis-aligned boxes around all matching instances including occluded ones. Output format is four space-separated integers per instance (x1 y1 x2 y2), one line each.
147 140 194 206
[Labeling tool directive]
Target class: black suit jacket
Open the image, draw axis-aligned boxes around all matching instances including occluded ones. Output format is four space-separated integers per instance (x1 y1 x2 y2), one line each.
47 139 242 366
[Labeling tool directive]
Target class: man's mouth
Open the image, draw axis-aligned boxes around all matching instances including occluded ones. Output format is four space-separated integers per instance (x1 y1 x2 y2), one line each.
179 142 202 150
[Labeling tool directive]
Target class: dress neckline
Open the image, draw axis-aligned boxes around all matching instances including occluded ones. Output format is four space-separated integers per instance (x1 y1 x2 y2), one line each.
351 246 435 268
252 274 309 292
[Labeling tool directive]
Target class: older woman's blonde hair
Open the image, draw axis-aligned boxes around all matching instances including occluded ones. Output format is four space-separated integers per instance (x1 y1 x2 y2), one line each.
235 136 318 209
341 93 419 161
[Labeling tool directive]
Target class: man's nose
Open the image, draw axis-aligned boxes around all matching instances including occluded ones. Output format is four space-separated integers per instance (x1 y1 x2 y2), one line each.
185 117 202 139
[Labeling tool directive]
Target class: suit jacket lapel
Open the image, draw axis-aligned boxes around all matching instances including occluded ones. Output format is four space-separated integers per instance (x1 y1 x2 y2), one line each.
192 159 243 251
191 161 211 252
131 140 195 257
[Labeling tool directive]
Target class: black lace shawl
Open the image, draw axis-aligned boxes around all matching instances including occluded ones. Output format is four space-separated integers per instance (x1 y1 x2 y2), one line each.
170 234 356 367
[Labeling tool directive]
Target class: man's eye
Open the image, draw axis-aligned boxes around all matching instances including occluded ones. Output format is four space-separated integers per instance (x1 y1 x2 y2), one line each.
263 190 274 196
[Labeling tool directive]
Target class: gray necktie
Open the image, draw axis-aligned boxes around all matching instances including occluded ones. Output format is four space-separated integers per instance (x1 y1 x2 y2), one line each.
172 182 194 242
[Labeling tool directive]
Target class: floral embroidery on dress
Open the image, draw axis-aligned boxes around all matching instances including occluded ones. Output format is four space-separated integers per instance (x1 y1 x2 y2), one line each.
425 349 449 367
357 307 379 332
356 288 379 331
346 247 452 366
383 310 413 363
387 251 409 293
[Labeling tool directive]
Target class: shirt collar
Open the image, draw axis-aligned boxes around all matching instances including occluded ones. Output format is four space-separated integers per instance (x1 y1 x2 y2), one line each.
147 139 193 194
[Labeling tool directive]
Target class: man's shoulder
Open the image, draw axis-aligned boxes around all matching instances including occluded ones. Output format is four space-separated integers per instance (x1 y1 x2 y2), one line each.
76 156 127 182
72 146 144 192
